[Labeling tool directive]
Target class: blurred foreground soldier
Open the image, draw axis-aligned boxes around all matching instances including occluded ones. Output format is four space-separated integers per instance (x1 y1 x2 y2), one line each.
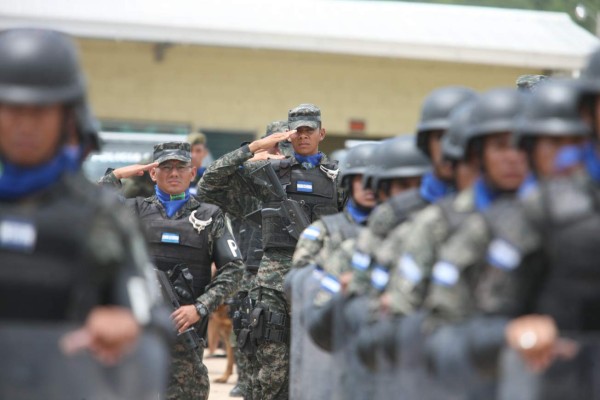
188 131 208 195
202 120 289 398
100 142 244 400
439 60 600 400
0 28 171 399
286 142 378 400
200 104 344 400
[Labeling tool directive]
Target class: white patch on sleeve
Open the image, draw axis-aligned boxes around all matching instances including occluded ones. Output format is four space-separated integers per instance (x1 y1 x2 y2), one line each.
351 251 371 271
320 274 341 294
370 266 390 290
487 238 521 270
432 261 459 287
301 225 321 240
397 254 423 284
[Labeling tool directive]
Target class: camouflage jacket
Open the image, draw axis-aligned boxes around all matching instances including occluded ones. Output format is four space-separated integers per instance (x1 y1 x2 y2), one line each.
198 145 344 292
380 188 476 316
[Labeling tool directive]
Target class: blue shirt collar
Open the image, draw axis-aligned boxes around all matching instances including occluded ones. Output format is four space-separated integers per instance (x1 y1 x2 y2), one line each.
346 199 372 225
419 172 454 203
294 152 323 169
155 185 190 218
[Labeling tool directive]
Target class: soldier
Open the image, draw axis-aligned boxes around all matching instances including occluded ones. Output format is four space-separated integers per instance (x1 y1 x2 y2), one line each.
205 120 290 398
199 104 344 400
285 142 379 400
188 131 208 195
0 28 170 398
425 69 600 399
100 142 244 400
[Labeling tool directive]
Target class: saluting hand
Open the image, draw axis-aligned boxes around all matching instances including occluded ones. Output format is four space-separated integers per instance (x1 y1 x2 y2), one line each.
248 130 296 154
171 304 201 334
112 162 159 180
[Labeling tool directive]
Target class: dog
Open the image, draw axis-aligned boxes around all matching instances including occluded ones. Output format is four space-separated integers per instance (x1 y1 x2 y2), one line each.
209 303 235 383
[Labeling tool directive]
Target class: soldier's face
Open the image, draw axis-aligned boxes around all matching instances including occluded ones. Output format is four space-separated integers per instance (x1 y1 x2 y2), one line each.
0 103 64 167
427 130 454 181
190 144 206 168
351 175 376 208
151 160 196 195
291 126 325 156
483 132 527 191
532 135 585 178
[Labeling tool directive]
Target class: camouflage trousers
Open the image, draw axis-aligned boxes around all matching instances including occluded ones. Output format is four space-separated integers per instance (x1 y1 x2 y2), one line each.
247 287 290 400
167 336 209 400
234 272 257 395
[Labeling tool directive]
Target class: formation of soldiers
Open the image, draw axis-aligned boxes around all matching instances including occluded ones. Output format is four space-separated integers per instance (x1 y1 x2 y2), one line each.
3 25 600 400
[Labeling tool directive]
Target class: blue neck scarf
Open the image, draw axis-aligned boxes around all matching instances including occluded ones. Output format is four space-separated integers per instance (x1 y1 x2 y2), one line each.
473 177 502 211
583 143 600 183
155 185 189 218
346 199 372 225
0 147 80 201
419 172 453 204
294 152 323 169
517 173 538 199
554 142 600 183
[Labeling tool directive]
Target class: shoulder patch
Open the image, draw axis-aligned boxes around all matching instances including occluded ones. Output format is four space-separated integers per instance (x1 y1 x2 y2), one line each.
370 265 390 291
301 225 321 240
486 238 521 270
397 253 423 284
432 261 459 287
320 274 341 293
351 251 371 271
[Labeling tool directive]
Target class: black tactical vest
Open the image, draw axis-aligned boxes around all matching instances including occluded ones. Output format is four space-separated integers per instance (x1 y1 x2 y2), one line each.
388 189 428 228
0 174 114 321
320 211 361 245
262 159 340 250
131 198 218 299
437 193 472 234
534 177 600 331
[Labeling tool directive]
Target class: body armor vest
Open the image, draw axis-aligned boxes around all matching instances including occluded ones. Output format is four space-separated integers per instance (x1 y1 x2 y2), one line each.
132 198 218 299
437 193 472 234
262 159 340 250
388 188 428 228
320 211 361 245
535 177 600 331
0 174 110 321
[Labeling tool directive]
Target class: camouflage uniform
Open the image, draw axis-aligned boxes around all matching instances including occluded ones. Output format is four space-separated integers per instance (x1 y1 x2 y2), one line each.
199 106 344 400
100 143 244 400
379 188 476 316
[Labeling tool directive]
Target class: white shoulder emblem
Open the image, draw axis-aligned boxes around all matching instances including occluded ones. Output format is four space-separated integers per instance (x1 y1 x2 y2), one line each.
320 165 339 181
189 210 213 234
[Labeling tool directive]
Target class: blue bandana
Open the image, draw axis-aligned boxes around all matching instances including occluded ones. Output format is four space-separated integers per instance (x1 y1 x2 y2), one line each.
346 199 372 225
517 173 538 199
583 143 600 183
554 142 600 183
473 177 502 211
419 172 454 204
294 152 323 170
155 185 189 218
0 147 79 201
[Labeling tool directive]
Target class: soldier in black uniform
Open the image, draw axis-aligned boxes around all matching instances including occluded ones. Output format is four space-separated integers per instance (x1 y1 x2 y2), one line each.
100 142 244 400
0 28 170 398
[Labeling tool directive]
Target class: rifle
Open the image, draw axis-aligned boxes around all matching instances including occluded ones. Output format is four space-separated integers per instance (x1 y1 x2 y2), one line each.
246 161 311 240
155 269 206 365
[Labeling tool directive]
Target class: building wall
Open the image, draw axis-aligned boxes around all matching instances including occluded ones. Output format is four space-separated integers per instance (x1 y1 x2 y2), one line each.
78 38 534 139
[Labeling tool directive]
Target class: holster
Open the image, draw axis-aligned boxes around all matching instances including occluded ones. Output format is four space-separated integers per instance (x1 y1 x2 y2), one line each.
250 303 290 345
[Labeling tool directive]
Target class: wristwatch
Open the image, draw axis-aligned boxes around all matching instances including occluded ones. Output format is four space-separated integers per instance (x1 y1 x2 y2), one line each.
195 302 209 318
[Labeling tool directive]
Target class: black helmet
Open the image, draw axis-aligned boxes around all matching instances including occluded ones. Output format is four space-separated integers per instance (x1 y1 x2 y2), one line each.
371 136 430 191
580 47 600 97
0 28 99 152
515 80 590 149
416 86 478 156
467 88 524 140
339 142 379 188
441 99 478 161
